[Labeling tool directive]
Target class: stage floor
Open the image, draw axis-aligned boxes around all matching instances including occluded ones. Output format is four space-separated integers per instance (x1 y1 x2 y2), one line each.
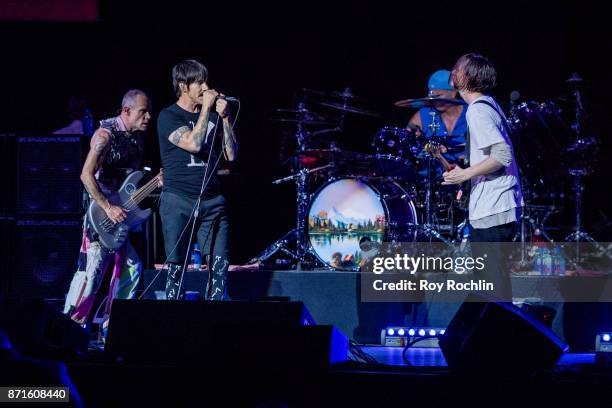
89 338 595 369
360 346 595 367
69 341 610 406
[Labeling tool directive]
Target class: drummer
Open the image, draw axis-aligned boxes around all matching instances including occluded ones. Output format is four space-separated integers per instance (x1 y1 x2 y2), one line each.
407 69 467 164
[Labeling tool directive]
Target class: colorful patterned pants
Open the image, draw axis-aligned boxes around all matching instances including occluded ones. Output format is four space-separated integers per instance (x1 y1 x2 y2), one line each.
63 223 141 324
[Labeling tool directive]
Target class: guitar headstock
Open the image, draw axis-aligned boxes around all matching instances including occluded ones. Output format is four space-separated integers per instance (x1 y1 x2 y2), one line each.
424 141 443 158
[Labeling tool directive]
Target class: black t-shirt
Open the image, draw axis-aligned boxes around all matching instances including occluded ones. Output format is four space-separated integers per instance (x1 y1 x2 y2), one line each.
157 103 221 199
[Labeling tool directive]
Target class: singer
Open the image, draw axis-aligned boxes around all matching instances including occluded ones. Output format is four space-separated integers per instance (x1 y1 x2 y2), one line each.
157 59 237 300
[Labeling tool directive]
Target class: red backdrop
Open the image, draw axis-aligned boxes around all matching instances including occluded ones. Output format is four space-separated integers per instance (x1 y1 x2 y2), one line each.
0 0 97 21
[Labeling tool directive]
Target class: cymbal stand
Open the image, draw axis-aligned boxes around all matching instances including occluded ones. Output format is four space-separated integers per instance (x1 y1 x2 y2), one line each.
422 109 451 245
336 87 352 130
563 74 601 263
249 101 329 268
515 204 557 269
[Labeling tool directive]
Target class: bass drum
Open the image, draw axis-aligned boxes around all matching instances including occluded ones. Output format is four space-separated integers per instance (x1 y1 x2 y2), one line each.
307 177 418 270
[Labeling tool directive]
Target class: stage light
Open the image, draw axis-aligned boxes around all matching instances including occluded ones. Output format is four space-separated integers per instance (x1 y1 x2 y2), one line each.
596 332 612 365
596 332 612 351
440 329 446 335
381 326 447 347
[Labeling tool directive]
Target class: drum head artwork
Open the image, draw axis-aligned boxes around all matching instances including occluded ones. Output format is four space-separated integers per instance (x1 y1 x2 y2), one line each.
308 178 387 270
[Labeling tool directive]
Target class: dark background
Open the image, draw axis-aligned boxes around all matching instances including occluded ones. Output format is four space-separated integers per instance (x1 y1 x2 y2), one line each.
1 0 610 265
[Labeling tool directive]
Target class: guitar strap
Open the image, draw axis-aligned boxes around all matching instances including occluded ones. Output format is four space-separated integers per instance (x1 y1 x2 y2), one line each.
462 99 513 210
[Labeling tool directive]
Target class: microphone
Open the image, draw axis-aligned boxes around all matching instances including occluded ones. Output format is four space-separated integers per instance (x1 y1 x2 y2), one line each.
216 95 239 102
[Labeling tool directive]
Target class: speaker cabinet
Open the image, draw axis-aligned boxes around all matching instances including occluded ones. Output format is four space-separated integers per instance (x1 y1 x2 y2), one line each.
439 293 568 377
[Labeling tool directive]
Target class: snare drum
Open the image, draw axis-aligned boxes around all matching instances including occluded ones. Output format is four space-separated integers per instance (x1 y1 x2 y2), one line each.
307 177 418 270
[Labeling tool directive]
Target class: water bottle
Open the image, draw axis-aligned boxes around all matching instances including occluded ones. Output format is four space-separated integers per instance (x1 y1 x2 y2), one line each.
82 108 95 136
191 243 202 270
551 247 559 276
542 248 552 275
558 249 566 276
534 247 543 274
553 246 566 276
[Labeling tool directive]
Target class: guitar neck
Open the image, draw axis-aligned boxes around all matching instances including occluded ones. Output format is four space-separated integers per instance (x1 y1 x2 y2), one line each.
425 142 454 172
436 155 453 172
129 173 161 206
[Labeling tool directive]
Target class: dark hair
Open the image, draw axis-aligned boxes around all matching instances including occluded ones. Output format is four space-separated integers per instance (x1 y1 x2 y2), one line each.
172 59 208 97
451 53 497 93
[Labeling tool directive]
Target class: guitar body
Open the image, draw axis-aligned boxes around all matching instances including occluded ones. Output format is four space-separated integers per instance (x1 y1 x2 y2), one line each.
87 171 153 250
424 142 469 212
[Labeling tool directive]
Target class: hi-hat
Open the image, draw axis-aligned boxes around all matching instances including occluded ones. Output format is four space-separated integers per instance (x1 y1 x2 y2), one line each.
394 96 466 109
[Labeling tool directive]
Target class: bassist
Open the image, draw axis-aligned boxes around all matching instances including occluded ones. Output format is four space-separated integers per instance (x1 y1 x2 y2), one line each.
63 89 156 328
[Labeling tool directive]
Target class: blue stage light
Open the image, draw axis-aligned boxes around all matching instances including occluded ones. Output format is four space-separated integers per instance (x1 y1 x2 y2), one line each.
398 329 405 336
418 329 426 337
387 328 395 336
440 329 446 335
603 334 611 342
429 329 436 336
408 329 416 336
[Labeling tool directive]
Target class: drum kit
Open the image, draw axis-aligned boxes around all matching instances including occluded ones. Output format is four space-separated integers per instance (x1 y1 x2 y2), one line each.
252 75 601 270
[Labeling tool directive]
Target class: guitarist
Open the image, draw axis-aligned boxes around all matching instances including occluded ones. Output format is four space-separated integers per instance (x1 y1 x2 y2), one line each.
63 89 155 327
442 54 523 300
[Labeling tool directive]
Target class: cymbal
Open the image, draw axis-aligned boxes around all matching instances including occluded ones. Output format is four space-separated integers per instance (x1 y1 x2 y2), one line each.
565 73 584 83
330 88 365 101
394 96 466 109
302 87 365 101
271 118 336 126
273 108 324 115
269 108 335 126
565 137 597 153
319 101 380 117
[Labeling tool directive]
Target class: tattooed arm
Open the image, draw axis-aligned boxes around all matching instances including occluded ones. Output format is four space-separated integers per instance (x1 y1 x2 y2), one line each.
214 97 237 161
80 129 127 223
221 116 237 162
167 90 218 153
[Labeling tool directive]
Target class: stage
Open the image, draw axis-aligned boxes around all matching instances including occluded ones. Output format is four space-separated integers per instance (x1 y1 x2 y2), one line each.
60 343 612 406
1 2 611 406
142 268 612 349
